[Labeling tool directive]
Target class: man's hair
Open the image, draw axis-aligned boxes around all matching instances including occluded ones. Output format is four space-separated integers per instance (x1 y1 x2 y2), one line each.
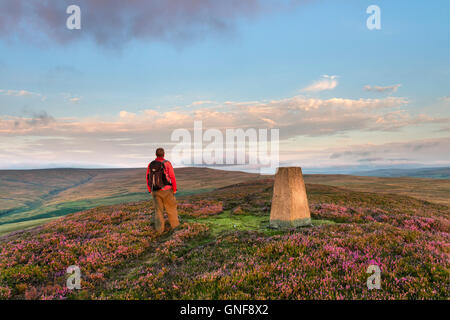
155 148 165 157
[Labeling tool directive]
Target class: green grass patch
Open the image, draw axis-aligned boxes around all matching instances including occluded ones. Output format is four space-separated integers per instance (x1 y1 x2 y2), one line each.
311 219 337 226
0 217 59 236
182 210 335 237
182 210 270 236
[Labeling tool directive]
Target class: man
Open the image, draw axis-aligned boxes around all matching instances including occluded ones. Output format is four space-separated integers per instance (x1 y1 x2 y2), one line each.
146 148 179 234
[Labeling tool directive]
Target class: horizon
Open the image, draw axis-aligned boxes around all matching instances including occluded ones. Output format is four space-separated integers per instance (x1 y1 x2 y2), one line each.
1 163 449 177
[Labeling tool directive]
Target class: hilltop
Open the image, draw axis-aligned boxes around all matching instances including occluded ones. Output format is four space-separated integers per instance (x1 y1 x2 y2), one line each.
0 178 448 299
354 167 450 179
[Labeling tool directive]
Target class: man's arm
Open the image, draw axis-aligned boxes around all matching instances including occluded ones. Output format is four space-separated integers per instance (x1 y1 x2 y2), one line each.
146 164 152 193
166 161 177 193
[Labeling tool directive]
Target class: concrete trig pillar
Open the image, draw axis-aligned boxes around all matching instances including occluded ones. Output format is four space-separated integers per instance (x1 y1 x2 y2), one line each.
269 167 311 228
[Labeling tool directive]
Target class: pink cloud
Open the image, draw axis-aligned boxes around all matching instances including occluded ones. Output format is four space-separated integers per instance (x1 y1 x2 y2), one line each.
1 94 437 139
364 84 402 93
302 75 338 92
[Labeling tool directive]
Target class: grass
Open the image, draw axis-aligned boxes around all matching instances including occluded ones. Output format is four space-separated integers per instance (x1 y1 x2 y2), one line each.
0 217 58 236
181 210 334 237
311 219 337 226
183 210 271 236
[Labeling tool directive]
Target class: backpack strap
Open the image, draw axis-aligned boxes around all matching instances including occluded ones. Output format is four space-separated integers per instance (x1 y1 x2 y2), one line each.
161 160 172 186
147 162 151 190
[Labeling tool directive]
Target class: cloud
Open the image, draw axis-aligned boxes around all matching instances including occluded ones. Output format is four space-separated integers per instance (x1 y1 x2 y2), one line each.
357 157 384 163
2 133 449 170
0 94 435 140
60 93 82 103
0 0 294 48
301 75 338 92
320 137 450 167
364 84 401 93
13 111 55 128
0 88 47 101
1 93 448 169
11 90 32 97
330 151 371 159
2 89 33 97
276 137 450 172
189 100 216 107
439 96 450 103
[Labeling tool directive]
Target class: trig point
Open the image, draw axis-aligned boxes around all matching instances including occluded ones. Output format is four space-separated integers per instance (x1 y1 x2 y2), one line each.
269 167 311 229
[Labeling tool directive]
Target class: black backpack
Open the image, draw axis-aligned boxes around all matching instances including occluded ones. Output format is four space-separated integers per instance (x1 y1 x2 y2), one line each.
148 160 171 191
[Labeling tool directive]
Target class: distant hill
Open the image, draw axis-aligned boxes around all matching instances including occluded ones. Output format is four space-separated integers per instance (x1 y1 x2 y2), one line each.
353 167 450 179
1 167 449 236
304 174 450 206
0 167 264 234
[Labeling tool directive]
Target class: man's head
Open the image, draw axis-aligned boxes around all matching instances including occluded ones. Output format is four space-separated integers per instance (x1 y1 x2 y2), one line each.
155 148 165 158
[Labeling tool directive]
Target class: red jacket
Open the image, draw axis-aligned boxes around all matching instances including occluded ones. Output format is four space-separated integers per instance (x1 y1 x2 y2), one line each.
146 157 177 194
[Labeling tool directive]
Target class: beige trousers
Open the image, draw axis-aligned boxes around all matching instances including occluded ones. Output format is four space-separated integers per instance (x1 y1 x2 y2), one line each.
152 189 179 234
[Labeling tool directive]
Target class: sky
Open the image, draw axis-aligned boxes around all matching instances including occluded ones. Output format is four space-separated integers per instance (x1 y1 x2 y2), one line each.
0 0 449 172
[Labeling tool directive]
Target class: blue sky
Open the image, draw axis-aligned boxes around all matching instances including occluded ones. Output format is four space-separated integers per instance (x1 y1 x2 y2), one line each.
0 0 449 171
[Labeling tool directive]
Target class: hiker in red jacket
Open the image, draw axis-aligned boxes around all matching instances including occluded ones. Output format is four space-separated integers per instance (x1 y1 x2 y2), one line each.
146 148 179 234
